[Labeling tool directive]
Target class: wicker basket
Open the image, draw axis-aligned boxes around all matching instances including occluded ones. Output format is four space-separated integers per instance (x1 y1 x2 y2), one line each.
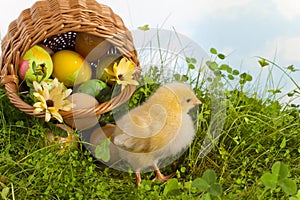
0 0 140 120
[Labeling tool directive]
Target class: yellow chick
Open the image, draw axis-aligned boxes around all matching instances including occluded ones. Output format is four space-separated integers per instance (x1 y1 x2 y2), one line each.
111 82 201 186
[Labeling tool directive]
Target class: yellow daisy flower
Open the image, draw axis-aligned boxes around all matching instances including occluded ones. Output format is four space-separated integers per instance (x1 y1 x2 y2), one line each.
32 78 74 123
104 57 139 90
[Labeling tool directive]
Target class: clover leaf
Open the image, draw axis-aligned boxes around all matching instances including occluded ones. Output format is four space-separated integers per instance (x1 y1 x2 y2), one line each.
261 161 297 195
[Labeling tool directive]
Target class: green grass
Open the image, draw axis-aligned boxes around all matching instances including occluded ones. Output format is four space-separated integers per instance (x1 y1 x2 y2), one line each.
0 48 300 199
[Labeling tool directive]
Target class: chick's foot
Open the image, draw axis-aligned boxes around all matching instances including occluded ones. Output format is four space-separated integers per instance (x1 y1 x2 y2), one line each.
152 164 175 183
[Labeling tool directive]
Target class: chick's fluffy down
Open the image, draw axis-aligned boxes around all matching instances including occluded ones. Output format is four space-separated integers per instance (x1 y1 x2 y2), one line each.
112 82 200 171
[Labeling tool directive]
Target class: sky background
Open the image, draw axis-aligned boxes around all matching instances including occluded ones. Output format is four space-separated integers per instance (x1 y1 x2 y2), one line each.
1 0 299 103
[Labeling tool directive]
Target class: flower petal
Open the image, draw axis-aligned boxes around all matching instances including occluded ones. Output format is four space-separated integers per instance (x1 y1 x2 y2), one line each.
45 110 52 122
51 110 63 123
52 78 59 88
33 107 44 114
104 64 117 77
63 89 72 99
33 93 47 104
33 81 42 92
33 102 46 109
32 78 73 122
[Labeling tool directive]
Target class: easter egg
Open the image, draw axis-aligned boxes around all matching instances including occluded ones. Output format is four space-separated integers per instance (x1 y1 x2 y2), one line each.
65 93 100 130
52 50 92 87
19 45 53 83
76 79 107 97
75 32 111 62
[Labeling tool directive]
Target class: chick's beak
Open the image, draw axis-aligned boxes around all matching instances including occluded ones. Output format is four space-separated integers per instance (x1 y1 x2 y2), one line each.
195 98 202 105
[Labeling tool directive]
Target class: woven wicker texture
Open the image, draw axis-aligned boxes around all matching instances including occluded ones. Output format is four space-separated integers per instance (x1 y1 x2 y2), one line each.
0 0 139 120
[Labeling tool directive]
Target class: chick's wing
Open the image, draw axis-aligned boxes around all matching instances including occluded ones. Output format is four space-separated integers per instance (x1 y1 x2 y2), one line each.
116 102 167 138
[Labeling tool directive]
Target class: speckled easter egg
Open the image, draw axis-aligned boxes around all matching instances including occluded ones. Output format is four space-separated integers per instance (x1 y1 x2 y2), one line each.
65 93 100 130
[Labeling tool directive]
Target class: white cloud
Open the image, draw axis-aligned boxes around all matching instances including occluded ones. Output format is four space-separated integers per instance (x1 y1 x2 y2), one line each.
250 36 300 94
272 0 300 20
0 0 253 50
259 36 300 63
279 37 300 62
98 0 252 36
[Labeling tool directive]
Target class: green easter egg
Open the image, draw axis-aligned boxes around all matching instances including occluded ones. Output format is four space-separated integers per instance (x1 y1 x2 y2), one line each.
76 79 107 97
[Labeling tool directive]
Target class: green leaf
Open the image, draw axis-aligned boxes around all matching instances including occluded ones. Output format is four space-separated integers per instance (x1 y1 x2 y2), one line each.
181 75 189 82
232 69 239 75
261 172 277 189
294 190 300 200
258 58 269 67
138 24 150 31
240 72 247 79
180 166 186 173
219 64 232 73
228 74 234 80
190 58 197 64
245 74 253 82
186 57 197 64
239 79 246 85
287 92 294 97
188 63 195 70
143 74 155 84
280 137 286 149
206 61 219 72
267 89 281 94
15 120 24 126
191 178 209 191
214 70 222 77
1 187 9 200
272 161 289 180
163 178 179 196
286 65 298 72
202 193 212 200
208 183 223 197
279 178 297 195
186 57 191 63
173 74 181 82
207 77 213 82
139 180 153 191
289 197 298 200
202 169 217 185
95 138 111 162
210 48 218 55
217 53 226 60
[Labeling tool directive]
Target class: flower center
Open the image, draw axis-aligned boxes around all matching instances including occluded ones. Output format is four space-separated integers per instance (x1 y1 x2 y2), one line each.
118 74 124 81
46 100 54 107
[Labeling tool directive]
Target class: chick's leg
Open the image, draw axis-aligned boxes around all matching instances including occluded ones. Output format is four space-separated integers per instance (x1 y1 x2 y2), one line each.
135 170 142 187
152 164 174 182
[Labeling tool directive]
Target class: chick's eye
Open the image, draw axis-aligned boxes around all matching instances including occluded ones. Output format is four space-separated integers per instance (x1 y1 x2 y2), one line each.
186 98 191 103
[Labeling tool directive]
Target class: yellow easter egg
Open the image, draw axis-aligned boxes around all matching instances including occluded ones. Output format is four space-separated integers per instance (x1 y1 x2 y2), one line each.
52 50 92 87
